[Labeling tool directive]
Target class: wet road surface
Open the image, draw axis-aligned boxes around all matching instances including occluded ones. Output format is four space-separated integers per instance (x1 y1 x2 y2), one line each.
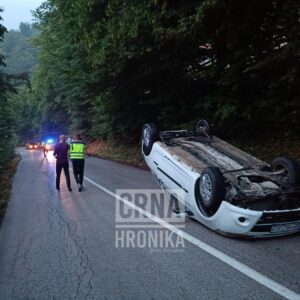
0 148 299 299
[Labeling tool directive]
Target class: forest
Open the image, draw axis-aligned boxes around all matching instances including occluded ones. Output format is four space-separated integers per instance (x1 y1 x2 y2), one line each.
0 0 299 169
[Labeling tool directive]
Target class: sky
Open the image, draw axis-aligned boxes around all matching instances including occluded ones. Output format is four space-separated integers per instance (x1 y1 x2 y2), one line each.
0 0 43 30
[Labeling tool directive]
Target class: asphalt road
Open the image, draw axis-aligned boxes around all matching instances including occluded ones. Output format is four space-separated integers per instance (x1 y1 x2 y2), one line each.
0 148 299 300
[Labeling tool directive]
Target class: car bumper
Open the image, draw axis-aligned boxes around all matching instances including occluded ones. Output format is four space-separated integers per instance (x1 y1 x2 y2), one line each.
195 201 300 238
248 209 300 237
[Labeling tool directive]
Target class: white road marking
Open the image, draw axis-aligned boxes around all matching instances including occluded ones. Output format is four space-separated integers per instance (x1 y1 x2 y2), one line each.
80 173 300 300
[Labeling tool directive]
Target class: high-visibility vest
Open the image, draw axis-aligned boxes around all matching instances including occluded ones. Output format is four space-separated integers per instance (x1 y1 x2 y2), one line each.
69 142 85 159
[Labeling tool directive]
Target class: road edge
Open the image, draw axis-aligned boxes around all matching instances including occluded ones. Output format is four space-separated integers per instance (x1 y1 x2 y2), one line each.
0 154 21 224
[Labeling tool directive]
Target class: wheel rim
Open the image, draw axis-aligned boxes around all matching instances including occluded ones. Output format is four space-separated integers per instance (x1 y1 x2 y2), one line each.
197 120 209 134
274 166 289 184
199 126 206 132
200 174 212 203
143 127 150 147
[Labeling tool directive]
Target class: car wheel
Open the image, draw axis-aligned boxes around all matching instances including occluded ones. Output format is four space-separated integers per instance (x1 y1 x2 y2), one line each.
271 156 300 186
142 123 158 156
196 167 225 216
196 119 211 136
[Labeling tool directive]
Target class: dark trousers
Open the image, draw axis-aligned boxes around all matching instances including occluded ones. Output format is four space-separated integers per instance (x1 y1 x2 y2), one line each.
72 159 85 185
56 162 71 189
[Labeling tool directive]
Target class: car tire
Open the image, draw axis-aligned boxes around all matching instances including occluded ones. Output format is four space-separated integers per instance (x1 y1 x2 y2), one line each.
196 119 211 136
196 167 225 216
271 156 300 186
142 123 159 156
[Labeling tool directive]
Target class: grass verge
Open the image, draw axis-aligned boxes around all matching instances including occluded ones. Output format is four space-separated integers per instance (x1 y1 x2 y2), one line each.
0 155 21 223
87 139 146 169
87 135 300 169
230 134 300 164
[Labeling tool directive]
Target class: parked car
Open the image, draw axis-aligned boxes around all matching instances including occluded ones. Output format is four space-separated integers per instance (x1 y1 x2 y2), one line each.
25 141 39 150
142 120 300 237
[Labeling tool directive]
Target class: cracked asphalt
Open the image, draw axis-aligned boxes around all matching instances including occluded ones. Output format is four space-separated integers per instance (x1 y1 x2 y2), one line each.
0 148 299 299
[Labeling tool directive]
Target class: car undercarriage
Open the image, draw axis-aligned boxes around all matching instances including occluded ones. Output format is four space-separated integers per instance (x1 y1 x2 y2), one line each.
142 120 300 237
161 131 300 211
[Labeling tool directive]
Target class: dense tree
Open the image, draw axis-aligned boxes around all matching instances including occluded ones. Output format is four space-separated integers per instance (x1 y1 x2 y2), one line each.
0 22 40 142
0 10 17 169
25 0 300 142
0 23 38 76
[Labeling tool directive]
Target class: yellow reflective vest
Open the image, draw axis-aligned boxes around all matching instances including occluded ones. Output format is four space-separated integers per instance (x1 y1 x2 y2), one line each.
69 142 85 160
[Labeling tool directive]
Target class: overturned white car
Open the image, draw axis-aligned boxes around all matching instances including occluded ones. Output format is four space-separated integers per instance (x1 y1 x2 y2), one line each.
142 120 300 237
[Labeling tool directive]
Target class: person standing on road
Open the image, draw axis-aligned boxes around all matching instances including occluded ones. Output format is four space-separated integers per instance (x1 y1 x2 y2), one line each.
42 141 48 157
69 133 86 192
53 135 72 191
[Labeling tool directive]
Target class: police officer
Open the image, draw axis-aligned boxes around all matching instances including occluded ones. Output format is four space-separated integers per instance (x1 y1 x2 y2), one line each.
69 133 85 192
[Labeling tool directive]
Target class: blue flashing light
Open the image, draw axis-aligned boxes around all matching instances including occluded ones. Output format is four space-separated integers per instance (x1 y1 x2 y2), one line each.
47 138 54 144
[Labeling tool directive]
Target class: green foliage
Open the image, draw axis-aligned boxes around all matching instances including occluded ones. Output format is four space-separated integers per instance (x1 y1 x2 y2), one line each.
0 22 40 143
25 0 300 142
0 23 38 76
0 10 17 169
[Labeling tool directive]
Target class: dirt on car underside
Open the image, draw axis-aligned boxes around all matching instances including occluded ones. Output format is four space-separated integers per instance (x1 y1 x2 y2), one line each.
164 136 300 211
166 136 268 173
